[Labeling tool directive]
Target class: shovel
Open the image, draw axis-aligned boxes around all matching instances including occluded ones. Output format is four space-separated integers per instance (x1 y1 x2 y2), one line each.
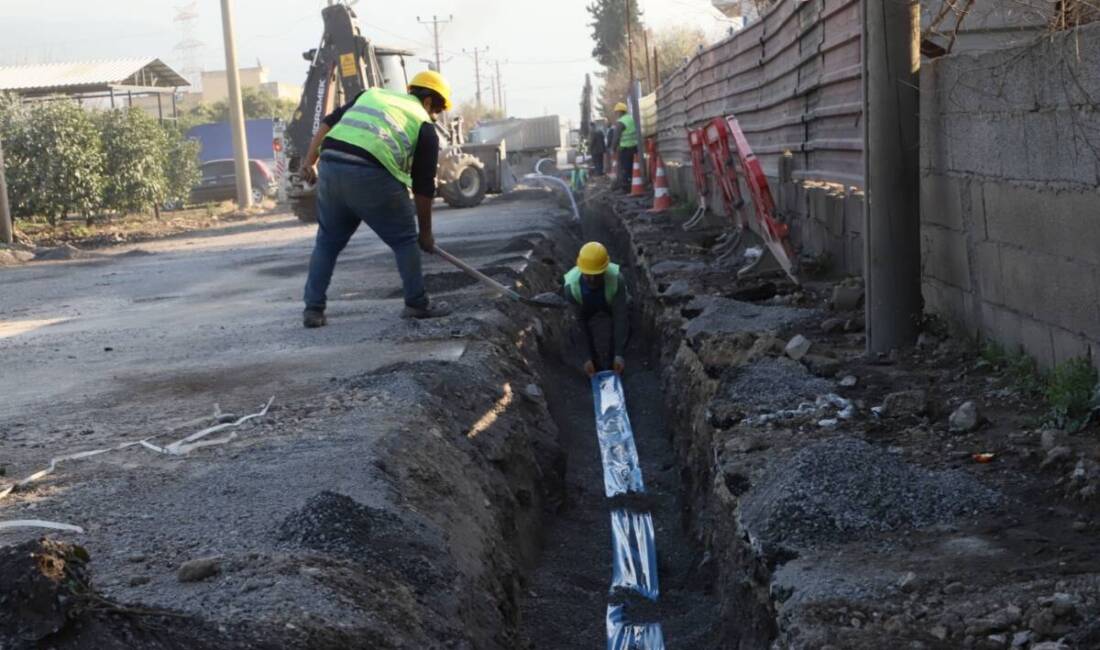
432 245 568 310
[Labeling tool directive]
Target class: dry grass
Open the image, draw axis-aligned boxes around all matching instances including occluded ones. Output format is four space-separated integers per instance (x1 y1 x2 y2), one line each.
14 200 276 249
1048 1 1100 31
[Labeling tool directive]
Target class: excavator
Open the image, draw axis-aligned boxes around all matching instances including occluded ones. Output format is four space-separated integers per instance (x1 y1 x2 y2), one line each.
283 3 497 222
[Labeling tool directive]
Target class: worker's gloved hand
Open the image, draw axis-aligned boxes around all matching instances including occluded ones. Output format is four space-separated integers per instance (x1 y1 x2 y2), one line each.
301 163 318 185
418 231 435 254
613 356 625 375
583 360 597 377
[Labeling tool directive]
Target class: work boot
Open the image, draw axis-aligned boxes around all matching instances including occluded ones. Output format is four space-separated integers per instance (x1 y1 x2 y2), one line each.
401 299 452 320
303 308 327 328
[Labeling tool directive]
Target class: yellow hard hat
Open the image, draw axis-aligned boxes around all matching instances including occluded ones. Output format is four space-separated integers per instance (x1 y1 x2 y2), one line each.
613 102 628 113
577 241 610 275
408 70 453 111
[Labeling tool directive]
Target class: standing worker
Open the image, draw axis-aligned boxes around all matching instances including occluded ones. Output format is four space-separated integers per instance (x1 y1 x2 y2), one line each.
588 122 606 176
299 71 455 327
609 101 637 192
563 242 629 376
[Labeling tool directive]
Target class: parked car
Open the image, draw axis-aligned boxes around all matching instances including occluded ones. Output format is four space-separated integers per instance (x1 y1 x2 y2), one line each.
189 159 277 206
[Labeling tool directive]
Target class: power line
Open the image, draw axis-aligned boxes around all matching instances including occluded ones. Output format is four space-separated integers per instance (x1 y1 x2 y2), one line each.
462 46 489 107
415 14 453 73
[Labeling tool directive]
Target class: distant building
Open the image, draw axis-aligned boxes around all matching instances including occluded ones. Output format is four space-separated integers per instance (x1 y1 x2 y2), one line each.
178 66 301 109
0 58 189 119
711 0 750 29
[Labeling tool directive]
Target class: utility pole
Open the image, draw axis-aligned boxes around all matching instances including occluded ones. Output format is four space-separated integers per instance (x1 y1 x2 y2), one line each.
863 0 921 353
464 46 488 107
494 60 503 115
624 0 646 184
219 0 252 208
417 14 453 74
643 28 653 91
0 136 12 245
624 0 635 83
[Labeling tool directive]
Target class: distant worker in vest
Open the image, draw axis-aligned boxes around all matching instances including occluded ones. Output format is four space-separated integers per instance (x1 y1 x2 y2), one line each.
609 101 638 192
563 242 629 377
298 70 454 328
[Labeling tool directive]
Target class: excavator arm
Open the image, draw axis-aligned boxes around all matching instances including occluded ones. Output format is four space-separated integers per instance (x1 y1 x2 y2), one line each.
283 2 491 222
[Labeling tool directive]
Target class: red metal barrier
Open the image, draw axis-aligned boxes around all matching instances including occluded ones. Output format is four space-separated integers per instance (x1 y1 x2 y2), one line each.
702 117 747 231
688 129 707 201
724 116 797 282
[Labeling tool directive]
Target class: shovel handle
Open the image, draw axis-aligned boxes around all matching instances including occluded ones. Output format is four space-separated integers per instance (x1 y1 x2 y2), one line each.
432 245 523 302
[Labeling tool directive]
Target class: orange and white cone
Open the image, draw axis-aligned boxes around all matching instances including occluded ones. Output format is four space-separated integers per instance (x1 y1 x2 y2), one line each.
648 156 671 212
630 154 645 196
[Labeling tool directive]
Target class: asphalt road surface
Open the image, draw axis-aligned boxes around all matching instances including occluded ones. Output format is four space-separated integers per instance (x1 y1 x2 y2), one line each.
1 196 567 476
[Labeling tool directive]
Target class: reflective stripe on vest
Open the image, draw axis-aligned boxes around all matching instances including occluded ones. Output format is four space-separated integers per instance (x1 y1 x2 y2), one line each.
618 115 637 148
325 88 430 187
564 263 620 305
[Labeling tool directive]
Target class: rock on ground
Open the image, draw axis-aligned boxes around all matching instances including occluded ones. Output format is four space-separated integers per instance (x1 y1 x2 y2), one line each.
950 400 980 432
880 389 928 417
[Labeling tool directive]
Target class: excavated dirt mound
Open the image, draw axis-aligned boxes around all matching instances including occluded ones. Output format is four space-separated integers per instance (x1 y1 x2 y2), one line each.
0 538 88 647
0 538 276 650
741 437 1004 555
277 490 451 594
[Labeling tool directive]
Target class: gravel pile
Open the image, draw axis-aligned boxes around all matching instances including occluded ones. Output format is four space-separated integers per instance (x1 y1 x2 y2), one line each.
719 357 833 414
741 437 1002 554
277 490 396 556
278 491 448 593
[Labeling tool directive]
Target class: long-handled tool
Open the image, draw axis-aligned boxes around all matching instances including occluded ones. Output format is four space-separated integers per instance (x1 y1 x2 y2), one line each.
433 245 568 309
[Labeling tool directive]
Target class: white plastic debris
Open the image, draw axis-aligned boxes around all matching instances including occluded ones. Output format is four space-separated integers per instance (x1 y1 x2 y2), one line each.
0 397 275 503
0 519 84 533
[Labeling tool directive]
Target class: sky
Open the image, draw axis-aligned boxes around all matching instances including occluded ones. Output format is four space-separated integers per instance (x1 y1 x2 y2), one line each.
0 0 736 121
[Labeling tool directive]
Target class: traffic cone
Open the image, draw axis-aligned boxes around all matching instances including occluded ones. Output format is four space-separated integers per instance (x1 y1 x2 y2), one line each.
630 154 645 196
648 156 671 212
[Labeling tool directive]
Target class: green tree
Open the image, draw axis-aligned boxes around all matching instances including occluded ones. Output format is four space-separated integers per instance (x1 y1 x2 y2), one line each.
2 99 105 224
587 0 643 68
162 126 201 207
180 87 297 131
99 109 171 215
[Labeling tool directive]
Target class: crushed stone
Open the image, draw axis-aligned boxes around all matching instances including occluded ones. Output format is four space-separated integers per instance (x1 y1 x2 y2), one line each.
718 358 833 415
741 437 1003 555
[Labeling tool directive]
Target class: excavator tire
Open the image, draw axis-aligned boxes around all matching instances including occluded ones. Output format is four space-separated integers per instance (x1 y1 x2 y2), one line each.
438 154 487 209
290 193 318 224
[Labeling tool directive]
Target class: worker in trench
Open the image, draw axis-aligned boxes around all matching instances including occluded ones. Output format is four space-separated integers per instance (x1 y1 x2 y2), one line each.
609 101 638 192
563 242 629 377
299 70 455 327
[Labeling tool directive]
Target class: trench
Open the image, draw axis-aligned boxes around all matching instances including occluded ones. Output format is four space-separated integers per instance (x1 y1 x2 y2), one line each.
514 201 743 648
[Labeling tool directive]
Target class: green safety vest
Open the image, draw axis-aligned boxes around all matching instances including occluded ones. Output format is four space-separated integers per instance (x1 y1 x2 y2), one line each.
564 264 620 305
617 114 637 148
325 88 430 187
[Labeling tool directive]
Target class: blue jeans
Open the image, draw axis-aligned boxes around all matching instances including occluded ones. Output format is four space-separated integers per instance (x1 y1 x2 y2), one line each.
303 154 428 311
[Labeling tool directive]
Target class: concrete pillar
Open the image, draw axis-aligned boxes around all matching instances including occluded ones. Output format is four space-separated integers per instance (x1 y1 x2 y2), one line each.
0 137 11 245
220 0 253 208
863 0 922 353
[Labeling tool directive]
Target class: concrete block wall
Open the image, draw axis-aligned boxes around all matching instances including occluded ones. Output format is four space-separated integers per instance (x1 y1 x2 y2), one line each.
920 23 1100 369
